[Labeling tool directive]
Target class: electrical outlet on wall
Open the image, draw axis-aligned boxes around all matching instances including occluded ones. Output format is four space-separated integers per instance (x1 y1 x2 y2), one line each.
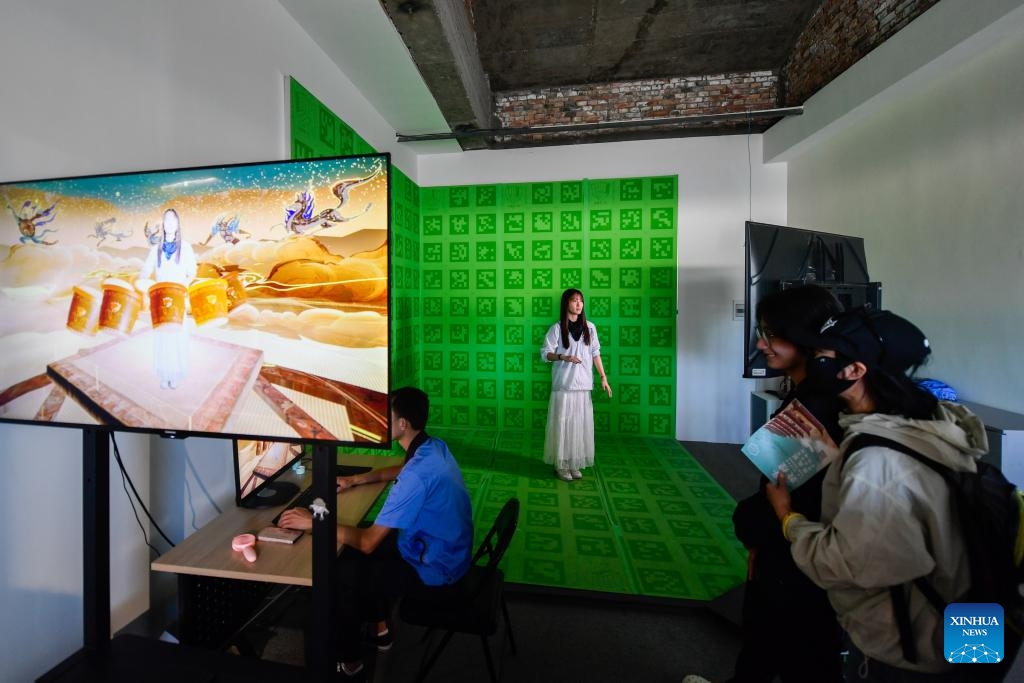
732 300 745 321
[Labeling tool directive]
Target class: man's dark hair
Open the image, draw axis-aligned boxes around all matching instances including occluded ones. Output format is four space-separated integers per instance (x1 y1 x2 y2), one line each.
391 386 429 430
755 284 844 353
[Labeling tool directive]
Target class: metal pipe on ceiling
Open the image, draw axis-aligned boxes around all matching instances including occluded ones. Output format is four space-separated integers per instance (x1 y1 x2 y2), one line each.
396 106 803 142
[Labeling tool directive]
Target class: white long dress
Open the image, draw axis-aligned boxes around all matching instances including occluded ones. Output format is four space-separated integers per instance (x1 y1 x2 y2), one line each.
140 242 197 387
540 320 601 471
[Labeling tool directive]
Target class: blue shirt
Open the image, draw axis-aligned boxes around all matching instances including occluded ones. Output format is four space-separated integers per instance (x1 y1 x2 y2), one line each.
375 436 474 586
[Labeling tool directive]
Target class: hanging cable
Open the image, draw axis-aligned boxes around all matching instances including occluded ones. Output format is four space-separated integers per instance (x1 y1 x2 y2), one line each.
111 433 176 551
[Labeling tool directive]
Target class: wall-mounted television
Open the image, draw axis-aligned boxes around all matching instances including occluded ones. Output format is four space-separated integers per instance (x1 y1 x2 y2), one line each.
744 220 881 379
0 153 391 446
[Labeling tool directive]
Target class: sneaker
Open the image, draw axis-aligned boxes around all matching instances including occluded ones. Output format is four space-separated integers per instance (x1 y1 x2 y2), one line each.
556 468 574 481
681 676 714 683
373 626 393 652
570 469 583 479
337 661 367 682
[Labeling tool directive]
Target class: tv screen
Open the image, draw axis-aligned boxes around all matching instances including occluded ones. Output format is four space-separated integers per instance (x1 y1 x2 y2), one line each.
744 221 881 379
0 153 391 446
234 439 306 506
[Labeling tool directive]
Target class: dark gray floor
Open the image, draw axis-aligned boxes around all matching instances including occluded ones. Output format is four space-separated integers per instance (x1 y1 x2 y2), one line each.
256 587 744 683
250 440 755 683
247 440 1024 682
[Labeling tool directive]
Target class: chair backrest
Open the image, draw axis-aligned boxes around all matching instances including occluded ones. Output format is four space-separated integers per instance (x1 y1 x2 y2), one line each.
472 498 520 571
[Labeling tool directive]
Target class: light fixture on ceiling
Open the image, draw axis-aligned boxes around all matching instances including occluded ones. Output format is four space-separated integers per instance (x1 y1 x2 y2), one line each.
397 1 420 15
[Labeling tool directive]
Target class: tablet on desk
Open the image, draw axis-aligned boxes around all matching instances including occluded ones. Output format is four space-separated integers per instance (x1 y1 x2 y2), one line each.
257 526 304 544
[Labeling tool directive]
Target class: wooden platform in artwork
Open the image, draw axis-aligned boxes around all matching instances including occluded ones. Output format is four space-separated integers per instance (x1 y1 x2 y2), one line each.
2 331 387 442
47 329 263 432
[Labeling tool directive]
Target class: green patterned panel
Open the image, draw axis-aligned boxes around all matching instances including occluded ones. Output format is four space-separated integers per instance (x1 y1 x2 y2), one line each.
290 77 420 399
418 176 676 436
290 78 374 159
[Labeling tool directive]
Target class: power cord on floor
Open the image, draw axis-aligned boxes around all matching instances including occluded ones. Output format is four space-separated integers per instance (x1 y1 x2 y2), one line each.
111 433 175 555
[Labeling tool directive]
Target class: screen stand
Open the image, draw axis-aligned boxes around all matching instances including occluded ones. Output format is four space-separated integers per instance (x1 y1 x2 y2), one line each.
240 481 299 509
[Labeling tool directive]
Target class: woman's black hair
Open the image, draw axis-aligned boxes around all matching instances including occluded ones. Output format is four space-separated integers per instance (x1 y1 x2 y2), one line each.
755 284 844 353
862 365 938 419
559 288 591 347
158 208 183 267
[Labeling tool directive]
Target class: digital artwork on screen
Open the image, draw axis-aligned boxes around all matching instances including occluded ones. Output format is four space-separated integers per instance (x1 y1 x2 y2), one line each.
0 153 390 445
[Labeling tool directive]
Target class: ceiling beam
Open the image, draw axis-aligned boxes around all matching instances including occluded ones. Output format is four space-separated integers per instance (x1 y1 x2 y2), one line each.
382 0 493 150
397 106 804 142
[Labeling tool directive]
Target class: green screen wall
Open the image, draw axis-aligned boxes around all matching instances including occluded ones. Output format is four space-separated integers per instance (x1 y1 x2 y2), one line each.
289 77 421 393
419 180 677 435
289 78 677 437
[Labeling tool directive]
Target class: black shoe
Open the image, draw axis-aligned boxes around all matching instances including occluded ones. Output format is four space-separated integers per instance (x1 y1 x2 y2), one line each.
337 661 367 682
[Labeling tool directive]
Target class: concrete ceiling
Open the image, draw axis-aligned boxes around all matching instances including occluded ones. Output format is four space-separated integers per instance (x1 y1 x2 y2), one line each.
281 0 829 152
380 0 824 149
470 0 821 91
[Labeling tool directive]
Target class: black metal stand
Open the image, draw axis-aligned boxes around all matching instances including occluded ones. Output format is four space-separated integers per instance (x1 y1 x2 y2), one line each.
310 443 338 682
82 428 112 663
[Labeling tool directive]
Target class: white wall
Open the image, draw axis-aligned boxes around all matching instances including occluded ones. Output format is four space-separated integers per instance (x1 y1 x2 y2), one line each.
776 2 1024 414
420 136 788 443
0 1 407 679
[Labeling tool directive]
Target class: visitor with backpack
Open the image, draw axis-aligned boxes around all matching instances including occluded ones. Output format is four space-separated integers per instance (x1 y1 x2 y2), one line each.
764 308 1007 681
684 284 845 683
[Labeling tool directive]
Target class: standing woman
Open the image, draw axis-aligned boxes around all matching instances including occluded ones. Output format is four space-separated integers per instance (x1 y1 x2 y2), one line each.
541 288 612 481
766 309 994 682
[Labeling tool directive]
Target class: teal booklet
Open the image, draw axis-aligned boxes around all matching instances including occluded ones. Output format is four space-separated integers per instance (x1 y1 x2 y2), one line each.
741 399 839 490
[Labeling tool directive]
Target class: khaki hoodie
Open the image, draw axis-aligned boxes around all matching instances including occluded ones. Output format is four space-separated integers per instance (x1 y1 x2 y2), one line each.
786 402 988 673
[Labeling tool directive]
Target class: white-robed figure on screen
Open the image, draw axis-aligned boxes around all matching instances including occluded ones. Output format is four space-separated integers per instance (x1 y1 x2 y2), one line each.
137 208 197 389
540 288 612 481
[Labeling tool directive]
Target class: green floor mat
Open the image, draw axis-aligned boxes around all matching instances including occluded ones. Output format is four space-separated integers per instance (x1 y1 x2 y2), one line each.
439 429 748 601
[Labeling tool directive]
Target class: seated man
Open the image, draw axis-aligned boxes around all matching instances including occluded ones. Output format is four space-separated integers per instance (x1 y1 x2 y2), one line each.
278 386 474 681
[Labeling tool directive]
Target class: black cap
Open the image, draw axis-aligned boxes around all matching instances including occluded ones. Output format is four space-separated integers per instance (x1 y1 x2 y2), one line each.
815 308 931 374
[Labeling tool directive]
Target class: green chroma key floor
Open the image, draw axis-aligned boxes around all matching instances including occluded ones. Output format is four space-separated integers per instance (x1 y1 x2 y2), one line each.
422 428 748 601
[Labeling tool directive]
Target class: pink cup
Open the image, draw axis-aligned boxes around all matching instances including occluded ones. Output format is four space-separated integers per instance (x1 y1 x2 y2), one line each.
231 533 257 563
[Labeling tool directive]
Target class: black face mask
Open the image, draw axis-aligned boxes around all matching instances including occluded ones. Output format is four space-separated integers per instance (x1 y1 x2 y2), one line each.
803 356 857 396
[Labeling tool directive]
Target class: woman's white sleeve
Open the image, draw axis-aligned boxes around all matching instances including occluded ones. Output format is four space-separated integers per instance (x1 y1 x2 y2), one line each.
540 325 558 362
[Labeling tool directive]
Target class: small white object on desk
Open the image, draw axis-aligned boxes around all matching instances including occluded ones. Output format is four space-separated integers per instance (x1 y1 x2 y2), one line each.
310 497 329 520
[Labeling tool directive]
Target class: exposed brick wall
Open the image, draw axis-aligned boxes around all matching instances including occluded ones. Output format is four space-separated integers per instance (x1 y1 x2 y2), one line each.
494 70 778 143
783 0 940 105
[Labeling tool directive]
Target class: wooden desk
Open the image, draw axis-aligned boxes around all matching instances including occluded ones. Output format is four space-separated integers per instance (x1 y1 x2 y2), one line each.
152 453 401 586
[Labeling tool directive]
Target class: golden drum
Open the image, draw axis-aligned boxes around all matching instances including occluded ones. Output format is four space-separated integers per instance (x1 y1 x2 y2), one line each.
187 278 229 326
66 285 101 335
98 279 142 335
147 282 187 328
222 271 248 311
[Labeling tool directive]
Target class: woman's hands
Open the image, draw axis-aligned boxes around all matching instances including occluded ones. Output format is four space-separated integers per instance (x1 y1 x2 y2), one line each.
600 375 612 397
765 471 792 520
561 354 582 364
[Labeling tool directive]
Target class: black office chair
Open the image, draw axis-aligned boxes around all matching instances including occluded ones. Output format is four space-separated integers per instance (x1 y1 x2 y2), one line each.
399 497 520 682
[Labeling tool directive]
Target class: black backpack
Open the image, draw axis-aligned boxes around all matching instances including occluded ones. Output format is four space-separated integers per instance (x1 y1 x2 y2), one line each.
843 433 1024 667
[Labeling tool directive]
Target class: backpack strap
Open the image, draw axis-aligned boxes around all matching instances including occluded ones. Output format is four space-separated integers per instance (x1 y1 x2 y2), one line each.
845 433 953 665
889 584 918 663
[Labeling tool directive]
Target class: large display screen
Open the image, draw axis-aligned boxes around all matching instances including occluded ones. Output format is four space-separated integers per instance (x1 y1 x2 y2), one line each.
0 153 390 446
